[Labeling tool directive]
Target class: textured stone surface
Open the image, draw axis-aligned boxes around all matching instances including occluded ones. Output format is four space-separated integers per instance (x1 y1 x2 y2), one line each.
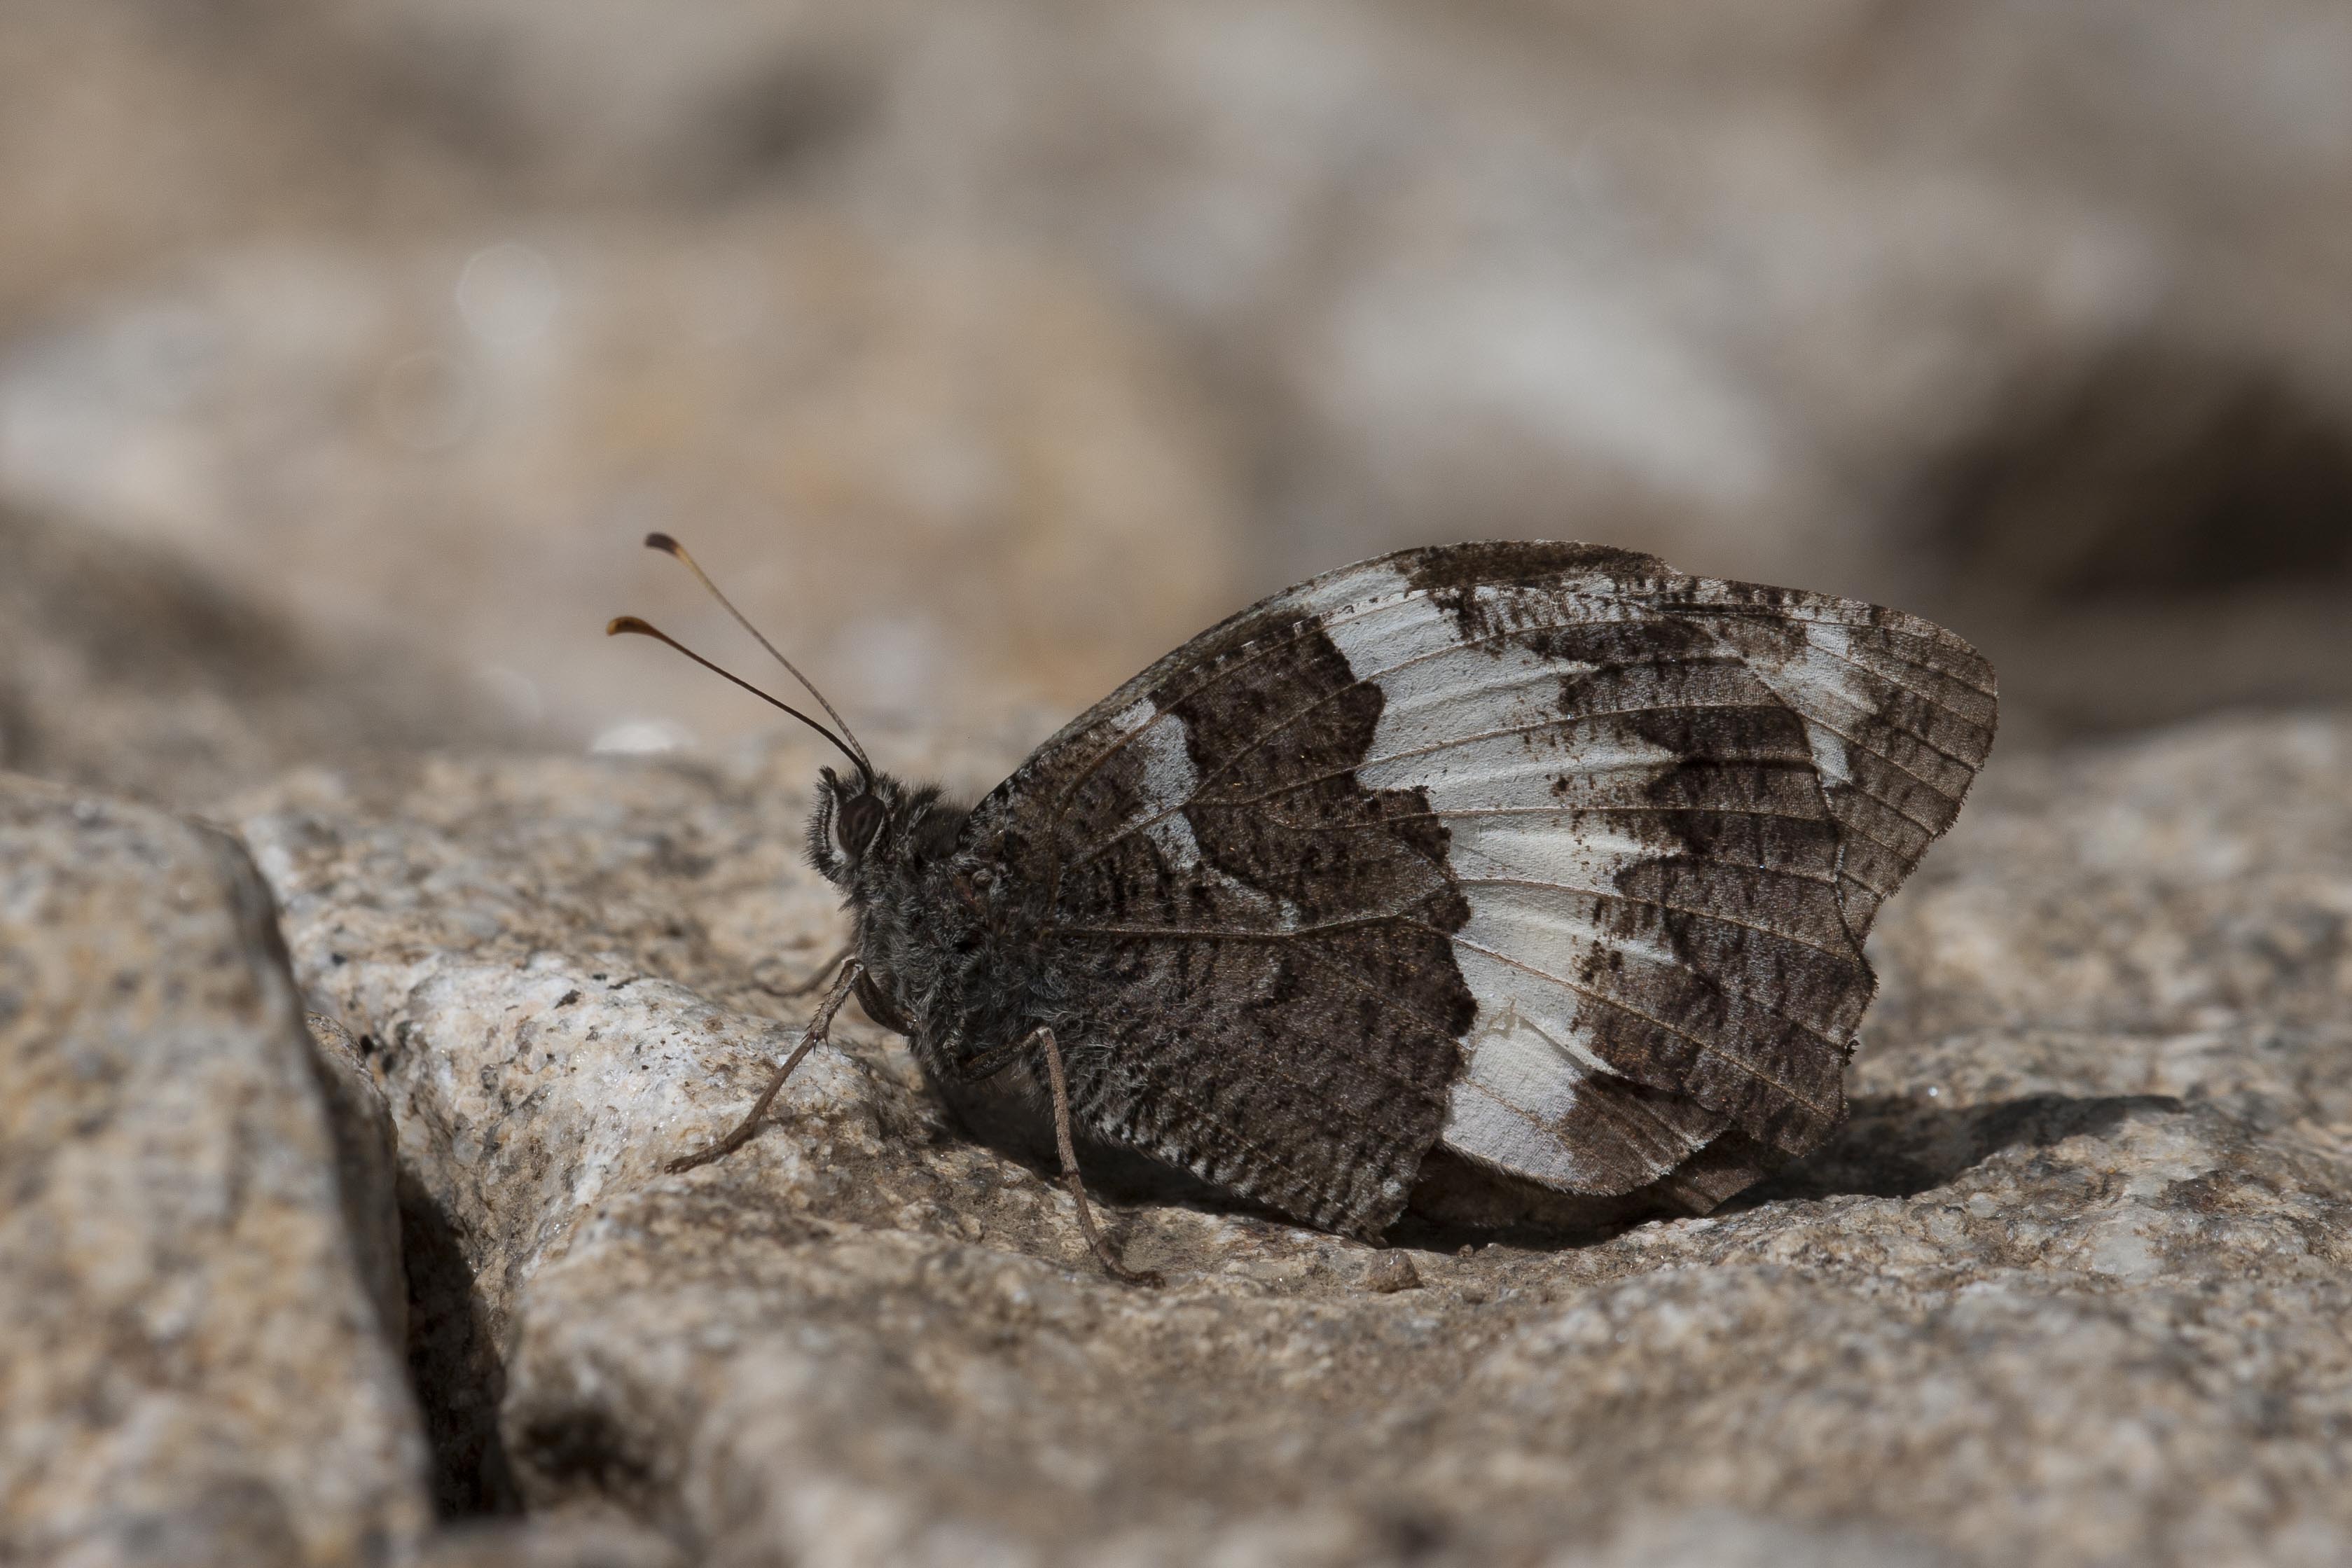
0 775 431 1568
305 1010 411 1359
11 6 2351 1557
230 710 2352 1567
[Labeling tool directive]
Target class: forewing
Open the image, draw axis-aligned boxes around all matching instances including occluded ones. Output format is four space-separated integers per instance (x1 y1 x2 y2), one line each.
965 543 1995 1235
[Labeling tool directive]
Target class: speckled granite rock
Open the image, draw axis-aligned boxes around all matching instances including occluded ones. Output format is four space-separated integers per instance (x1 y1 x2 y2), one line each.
222 709 2352 1567
0 775 431 1568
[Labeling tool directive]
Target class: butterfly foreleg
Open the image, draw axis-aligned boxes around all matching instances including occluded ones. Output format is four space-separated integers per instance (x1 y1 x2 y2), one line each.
752 943 856 999
1029 1026 1163 1288
663 959 865 1174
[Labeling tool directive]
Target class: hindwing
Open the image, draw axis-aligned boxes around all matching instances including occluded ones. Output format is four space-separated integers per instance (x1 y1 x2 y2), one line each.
962 542 1995 1237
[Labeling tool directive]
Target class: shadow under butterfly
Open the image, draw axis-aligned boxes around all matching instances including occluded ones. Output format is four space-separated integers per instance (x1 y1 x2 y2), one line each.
612 535 1998 1283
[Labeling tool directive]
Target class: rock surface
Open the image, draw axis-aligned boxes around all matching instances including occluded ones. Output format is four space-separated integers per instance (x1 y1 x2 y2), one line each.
0 774 431 1568
13 4 2352 1560
227 710 2352 1567
304 1010 413 1361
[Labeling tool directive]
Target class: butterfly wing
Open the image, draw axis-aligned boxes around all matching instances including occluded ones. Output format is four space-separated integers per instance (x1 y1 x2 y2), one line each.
963 542 1996 1238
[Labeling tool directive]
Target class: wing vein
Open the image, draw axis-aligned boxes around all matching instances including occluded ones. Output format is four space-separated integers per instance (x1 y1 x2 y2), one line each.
1451 849 1842 889
1452 877 1861 969
1428 930 1839 1118
1655 602 1998 702
1076 695 1808 871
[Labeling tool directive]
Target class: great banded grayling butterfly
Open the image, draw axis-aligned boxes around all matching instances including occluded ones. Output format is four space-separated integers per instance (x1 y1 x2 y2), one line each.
614 536 1995 1283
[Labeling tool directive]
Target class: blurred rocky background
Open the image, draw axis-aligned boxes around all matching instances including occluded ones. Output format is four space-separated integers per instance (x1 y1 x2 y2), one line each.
6 0 2350 798
6 4 2352 1566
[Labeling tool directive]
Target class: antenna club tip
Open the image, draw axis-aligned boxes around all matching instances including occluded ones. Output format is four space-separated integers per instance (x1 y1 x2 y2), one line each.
643 532 682 555
607 616 652 637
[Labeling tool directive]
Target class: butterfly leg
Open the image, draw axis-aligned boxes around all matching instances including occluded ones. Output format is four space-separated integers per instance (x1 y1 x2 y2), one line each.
665 959 864 1174
752 943 855 999
1030 1026 1163 1287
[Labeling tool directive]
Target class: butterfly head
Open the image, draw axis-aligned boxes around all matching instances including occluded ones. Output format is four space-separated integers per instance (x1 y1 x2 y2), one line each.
808 767 962 889
610 532 909 878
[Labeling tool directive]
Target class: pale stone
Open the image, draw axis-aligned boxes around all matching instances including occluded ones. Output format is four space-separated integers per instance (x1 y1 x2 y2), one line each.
228 711 2352 1567
0 775 431 1568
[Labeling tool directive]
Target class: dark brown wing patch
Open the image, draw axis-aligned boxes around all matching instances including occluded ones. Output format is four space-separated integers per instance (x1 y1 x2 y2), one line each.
984 618 1476 1238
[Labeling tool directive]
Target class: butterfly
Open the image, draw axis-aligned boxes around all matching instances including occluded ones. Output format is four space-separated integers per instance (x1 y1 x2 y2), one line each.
613 535 1996 1283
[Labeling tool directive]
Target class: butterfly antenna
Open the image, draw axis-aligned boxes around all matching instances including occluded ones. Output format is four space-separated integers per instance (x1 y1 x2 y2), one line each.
642 533 876 784
605 616 871 785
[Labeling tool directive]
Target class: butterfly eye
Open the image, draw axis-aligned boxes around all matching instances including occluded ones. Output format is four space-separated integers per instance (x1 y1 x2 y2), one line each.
836 793 887 858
